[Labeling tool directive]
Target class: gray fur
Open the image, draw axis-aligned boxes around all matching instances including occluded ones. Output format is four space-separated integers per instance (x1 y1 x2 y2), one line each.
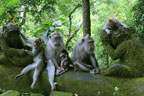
45 32 64 91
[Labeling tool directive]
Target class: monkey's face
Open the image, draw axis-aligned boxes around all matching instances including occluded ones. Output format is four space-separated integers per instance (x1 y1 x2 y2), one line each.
49 32 64 48
82 35 95 54
86 39 95 54
53 35 62 46
33 38 42 49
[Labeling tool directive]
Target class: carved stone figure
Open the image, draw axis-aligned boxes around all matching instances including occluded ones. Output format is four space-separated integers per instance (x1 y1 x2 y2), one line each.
100 17 144 77
0 23 32 66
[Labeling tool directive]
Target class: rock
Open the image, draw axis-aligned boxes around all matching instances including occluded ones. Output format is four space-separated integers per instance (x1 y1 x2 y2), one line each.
0 90 20 96
29 92 44 96
0 90 45 96
53 91 73 96
1 65 144 96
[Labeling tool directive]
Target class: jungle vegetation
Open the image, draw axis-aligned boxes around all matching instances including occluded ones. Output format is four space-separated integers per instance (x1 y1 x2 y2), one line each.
0 0 143 69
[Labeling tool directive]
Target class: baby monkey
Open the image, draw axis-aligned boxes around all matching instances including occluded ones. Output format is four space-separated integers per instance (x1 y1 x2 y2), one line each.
56 49 72 76
15 33 45 89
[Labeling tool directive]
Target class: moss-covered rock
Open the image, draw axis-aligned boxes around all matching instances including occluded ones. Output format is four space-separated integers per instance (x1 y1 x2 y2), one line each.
0 90 45 96
29 92 44 96
53 91 73 96
0 90 20 96
1 65 144 96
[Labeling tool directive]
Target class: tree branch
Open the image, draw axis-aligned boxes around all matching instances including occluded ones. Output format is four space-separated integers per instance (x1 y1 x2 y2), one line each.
19 9 27 27
68 4 82 36
65 21 83 49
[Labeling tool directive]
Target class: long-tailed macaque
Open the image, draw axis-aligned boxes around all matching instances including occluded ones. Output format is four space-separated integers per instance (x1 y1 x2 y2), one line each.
72 34 100 74
45 32 64 91
15 33 45 89
56 49 72 76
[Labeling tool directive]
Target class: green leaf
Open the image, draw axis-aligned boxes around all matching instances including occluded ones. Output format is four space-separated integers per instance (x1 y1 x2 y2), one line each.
41 19 52 25
34 29 47 36
5 0 20 7
43 30 49 44
0 7 4 16
39 24 49 28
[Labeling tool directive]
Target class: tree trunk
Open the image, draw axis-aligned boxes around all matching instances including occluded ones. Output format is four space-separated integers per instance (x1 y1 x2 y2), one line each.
82 0 91 36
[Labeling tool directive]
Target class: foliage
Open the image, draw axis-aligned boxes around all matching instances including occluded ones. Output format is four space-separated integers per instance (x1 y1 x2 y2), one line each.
0 0 20 25
0 0 57 26
132 0 144 43
34 19 63 44
0 0 138 69
113 87 121 96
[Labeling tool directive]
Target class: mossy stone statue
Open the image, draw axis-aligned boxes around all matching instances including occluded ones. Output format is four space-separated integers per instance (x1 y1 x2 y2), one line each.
0 23 32 67
100 18 144 77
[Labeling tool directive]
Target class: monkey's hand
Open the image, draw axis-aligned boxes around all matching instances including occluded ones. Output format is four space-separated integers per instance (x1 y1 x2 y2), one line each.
90 68 100 75
56 68 61 76
58 67 64 70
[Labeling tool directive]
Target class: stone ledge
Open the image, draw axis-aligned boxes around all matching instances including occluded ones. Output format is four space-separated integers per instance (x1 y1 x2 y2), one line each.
0 65 144 96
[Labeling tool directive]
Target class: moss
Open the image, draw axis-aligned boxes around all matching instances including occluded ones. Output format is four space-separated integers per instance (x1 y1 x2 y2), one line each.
101 29 144 77
0 65 51 95
0 23 33 67
29 92 44 96
53 91 73 96
0 90 20 96
1 65 144 96
104 64 133 77
0 90 45 96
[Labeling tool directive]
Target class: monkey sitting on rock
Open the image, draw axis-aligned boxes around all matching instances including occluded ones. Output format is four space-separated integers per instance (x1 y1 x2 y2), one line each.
72 34 100 74
56 49 72 76
45 32 64 92
15 33 45 89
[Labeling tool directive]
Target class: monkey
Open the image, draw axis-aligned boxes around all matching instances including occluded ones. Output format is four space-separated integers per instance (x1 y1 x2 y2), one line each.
15 33 45 89
45 31 64 92
56 49 72 76
71 34 100 75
